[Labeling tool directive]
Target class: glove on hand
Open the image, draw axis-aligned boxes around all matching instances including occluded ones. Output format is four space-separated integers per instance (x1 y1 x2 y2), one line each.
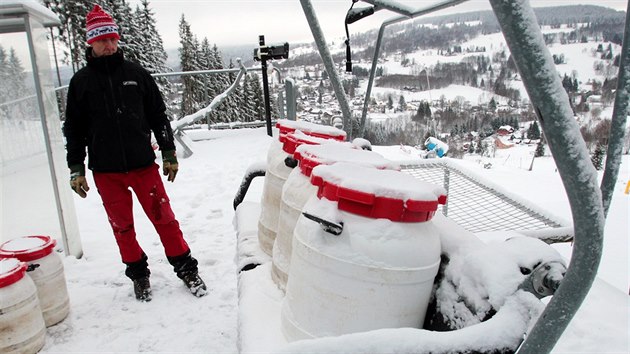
69 165 89 198
162 150 179 182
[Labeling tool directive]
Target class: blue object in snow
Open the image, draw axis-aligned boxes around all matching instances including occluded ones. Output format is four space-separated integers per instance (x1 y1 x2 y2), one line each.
425 137 449 157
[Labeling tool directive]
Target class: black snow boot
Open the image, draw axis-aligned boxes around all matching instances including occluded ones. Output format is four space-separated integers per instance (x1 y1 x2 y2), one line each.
133 276 152 302
181 272 207 297
168 251 207 297
124 254 152 302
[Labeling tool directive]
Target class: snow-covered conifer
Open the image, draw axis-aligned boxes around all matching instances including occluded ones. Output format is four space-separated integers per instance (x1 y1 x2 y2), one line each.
527 121 541 140
591 142 606 170
535 140 546 157
44 0 89 72
134 0 173 115
398 95 406 112
0 47 33 120
248 73 265 121
221 58 242 123
178 15 201 117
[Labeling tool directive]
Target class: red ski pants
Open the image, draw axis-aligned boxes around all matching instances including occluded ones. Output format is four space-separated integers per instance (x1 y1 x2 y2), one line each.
93 163 190 263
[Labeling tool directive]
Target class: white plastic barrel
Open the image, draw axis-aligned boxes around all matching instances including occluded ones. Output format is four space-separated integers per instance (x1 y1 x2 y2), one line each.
281 163 447 341
0 258 46 354
271 143 399 289
257 120 346 255
0 236 70 327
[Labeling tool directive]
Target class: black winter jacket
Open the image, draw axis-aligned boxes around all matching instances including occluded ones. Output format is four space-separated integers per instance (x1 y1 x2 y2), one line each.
63 48 175 173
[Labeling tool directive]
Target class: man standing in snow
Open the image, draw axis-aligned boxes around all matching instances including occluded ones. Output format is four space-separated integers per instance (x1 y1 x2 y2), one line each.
63 5 206 302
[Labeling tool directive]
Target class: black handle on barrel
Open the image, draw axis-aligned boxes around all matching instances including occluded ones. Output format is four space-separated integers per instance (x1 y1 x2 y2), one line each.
302 212 344 236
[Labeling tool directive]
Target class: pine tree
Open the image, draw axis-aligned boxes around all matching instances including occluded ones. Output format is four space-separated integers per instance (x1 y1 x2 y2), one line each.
591 142 606 170
475 137 484 154
221 58 241 123
0 45 10 119
211 45 228 87
398 95 406 112
387 94 393 110
198 39 214 103
269 91 280 120
1 47 33 120
44 0 89 71
527 121 541 140
535 140 545 157
0 45 8 94
248 73 265 121
414 102 422 122
178 15 201 117
7 48 26 96
240 74 256 122
510 117 518 130
195 38 215 123
209 44 231 122
489 97 497 111
135 0 172 109
562 74 573 94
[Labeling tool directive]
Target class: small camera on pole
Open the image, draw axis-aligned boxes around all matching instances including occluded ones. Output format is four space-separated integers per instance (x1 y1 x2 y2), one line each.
254 35 289 137
254 40 289 61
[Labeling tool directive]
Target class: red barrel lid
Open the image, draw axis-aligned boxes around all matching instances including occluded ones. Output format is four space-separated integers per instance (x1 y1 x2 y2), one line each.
276 119 347 142
0 236 57 262
281 131 331 155
0 258 27 288
295 143 399 178
310 163 447 222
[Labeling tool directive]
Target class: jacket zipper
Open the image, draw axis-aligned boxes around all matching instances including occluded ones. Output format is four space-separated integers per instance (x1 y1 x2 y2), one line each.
105 59 128 172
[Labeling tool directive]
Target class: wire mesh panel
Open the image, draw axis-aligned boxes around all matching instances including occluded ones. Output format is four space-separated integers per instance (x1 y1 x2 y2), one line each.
400 160 570 241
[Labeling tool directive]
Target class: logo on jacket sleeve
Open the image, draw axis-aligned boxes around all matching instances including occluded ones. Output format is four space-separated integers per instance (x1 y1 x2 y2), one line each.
123 81 138 86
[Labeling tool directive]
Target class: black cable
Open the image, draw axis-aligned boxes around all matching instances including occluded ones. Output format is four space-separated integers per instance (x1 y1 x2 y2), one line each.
344 0 359 72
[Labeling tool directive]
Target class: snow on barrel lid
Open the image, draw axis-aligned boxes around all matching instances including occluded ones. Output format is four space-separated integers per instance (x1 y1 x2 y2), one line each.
295 143 400 177
0 258 27 288
0 236 57 262
282 130 340 155
310 162 447 222
276 119 346 142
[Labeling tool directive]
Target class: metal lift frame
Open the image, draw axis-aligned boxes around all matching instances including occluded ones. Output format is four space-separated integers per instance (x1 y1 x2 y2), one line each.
299 0 629 352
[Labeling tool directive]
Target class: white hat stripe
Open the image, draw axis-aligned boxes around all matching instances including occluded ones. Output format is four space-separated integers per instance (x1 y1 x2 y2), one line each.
87 25 119 42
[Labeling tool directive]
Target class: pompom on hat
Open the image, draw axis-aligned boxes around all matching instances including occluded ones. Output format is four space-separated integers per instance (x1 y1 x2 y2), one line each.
85 5 120 44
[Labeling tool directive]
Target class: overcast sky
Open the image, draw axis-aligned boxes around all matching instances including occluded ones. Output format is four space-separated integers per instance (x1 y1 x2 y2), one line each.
126 0 628 50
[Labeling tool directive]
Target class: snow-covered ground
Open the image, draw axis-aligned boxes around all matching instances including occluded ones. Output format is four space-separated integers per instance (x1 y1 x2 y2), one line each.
1 126 624 352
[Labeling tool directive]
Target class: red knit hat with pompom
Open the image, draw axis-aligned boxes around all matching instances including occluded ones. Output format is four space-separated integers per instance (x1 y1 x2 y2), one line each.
85 5 120 44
